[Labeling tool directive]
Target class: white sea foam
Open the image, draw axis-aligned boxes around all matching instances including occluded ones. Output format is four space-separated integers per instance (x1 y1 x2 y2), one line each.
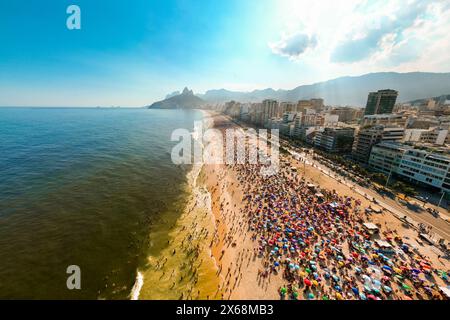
130 271 144 300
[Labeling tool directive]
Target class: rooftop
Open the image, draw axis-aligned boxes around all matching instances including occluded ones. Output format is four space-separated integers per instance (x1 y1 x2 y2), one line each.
376 142 450 160
363 113 406 119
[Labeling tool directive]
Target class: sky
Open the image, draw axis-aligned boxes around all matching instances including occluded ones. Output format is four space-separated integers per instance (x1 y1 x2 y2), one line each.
0 0 449 106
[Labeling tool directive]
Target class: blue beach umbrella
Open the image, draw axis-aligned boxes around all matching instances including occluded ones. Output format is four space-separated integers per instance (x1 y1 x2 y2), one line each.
382 265 392 272
372 279 381 288
383 285 392 293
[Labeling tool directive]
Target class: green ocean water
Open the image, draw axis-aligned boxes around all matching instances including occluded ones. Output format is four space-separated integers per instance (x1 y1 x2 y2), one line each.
0 107 202 299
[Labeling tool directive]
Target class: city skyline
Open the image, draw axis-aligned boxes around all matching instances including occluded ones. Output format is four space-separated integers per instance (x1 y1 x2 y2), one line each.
1 0 450 107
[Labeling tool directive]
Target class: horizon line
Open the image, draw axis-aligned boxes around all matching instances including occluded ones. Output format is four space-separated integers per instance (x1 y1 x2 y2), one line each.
0 106 145 109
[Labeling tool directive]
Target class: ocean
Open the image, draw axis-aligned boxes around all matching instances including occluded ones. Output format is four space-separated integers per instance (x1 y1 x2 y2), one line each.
0 107 206 299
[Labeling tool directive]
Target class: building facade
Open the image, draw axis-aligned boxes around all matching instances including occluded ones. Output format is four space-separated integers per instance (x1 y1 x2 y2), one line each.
364 89 398 115
404 128 449 146
314 127 355 153
352 125 405 163
361 114 408 128
330 107 364 123
369 142 450 193
262 99 279 127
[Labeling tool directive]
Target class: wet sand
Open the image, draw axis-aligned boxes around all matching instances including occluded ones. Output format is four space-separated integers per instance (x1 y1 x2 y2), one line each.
137 112 221 300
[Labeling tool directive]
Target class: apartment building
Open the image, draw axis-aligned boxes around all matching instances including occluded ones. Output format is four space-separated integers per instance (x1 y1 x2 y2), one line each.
262 99 279 127
404 128 449 146
369 142 450 193
352 125 405 163
314 127 355 153
364 89 398 115
330 107 364 123
361 114 408 128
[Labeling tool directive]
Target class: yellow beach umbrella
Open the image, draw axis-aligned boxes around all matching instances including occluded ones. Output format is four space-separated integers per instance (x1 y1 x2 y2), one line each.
393 267 402 274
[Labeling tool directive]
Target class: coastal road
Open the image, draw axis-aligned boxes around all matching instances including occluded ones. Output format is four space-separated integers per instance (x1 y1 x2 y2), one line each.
287 148 450 242
229 118 450 242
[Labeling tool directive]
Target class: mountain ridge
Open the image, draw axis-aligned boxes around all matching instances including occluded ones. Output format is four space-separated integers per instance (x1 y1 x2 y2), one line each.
196 72 450 106
148 87 205 109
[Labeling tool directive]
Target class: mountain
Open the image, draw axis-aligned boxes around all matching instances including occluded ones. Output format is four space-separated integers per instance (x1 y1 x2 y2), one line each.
148 87 205 109
408 94 450 105
165 91 180 99
197 72 450 107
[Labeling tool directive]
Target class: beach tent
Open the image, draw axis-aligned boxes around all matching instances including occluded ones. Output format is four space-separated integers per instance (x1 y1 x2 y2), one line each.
419 233 434 245
363 223 379 234
372 207 382 214
375 240 394 254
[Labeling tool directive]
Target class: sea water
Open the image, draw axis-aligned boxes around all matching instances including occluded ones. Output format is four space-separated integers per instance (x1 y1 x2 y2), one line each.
0 107 204 299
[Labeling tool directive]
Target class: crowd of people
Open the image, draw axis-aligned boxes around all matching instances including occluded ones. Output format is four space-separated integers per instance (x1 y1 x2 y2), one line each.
231 155 449 300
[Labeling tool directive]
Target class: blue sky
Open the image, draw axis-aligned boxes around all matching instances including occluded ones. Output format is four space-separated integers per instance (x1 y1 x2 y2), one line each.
1 0 449 106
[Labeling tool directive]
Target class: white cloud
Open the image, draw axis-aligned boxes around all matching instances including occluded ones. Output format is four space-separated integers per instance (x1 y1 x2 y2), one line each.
269 32 317 60
270 0 450 74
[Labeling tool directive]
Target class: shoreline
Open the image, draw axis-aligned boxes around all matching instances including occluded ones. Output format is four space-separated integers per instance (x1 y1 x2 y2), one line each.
132 110 449 300
132 109 222 300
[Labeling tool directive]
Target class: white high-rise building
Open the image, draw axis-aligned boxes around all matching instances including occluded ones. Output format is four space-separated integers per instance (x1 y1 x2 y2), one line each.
369 142 450 193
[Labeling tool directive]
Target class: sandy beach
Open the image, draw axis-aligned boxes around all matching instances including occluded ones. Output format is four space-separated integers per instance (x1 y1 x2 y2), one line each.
198 111 449 300
134 110 449 300
198 113 282 299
